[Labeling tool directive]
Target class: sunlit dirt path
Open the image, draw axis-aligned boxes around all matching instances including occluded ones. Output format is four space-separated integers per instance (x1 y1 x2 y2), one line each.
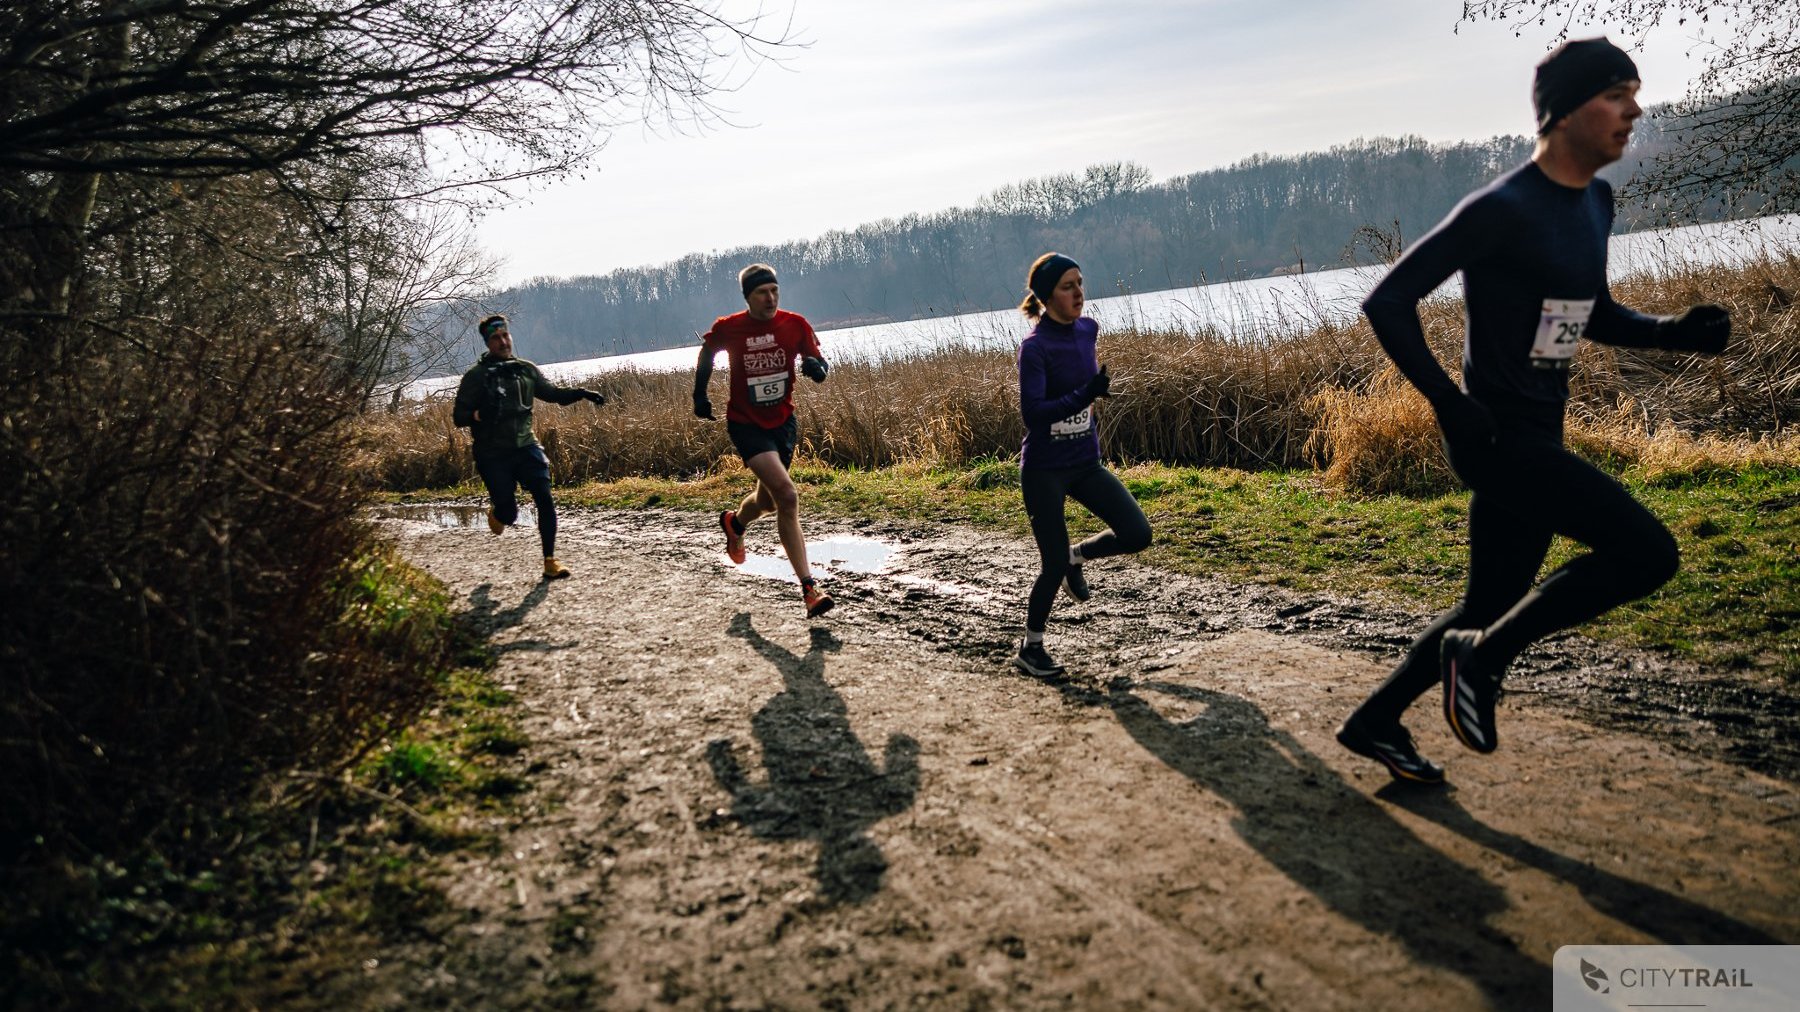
355 504 1799 1010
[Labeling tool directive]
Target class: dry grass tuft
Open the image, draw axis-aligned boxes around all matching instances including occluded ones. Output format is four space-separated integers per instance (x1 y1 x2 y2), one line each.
1569 399 1800 482
1305 366 1454 496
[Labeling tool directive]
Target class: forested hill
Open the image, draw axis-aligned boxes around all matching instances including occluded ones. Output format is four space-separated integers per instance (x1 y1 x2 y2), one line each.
466 116 1706 366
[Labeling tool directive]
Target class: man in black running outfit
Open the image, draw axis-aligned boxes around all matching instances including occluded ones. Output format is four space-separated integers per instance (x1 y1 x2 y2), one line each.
453 314 608 581
1336 39 1733 784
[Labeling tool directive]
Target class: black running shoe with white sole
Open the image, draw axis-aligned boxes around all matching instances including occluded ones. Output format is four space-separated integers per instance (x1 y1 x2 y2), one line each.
1442 629 1500 754
1063 564 1090 603
1014 639 1066 677
1336 713 1445 784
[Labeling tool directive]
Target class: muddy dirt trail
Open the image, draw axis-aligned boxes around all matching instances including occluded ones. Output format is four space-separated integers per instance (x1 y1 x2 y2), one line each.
360 504 1800 1010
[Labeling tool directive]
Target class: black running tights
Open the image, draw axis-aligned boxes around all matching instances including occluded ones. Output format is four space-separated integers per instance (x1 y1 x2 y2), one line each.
1022 462 1152 633
1359 423 1678 725
476 443 559 557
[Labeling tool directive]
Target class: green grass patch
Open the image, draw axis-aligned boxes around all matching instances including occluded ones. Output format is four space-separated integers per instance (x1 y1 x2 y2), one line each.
551 458 1799 681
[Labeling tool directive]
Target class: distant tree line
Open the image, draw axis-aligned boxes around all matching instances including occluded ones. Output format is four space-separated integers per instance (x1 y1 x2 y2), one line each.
455 87 1789 369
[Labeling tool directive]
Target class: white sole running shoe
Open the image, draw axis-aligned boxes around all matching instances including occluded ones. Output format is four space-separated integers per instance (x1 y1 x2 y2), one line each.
1063 564 1090 603
1442 629 1500 754
1336 713 1445 784
1014 639 1066 677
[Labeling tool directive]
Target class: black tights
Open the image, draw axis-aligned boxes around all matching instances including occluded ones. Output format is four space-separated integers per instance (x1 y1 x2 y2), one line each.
1358 418 1678 726
476 444 559 557
1022 462 1152 633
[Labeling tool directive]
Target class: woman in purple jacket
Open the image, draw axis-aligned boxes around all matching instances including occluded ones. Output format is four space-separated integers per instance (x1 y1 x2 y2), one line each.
1014 252 1152 677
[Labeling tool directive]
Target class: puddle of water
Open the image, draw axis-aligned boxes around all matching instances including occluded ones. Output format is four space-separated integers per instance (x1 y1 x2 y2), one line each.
370 504 536 529
734 537 895 582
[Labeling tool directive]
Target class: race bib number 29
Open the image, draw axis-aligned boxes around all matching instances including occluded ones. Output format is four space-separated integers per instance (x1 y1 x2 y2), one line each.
748 372 788 404
1530 298 1594 368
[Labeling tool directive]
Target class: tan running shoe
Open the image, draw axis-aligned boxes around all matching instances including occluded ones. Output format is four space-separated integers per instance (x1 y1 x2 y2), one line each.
543 556 571 580
802 580 834 618
487 509 504 536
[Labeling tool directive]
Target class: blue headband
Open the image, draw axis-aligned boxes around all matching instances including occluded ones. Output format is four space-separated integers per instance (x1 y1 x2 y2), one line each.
1028 254 1080 304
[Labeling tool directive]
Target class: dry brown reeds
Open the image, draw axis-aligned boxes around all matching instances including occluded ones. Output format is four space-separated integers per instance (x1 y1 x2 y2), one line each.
1569 398 1800 481
1306 366 1452 496
360 254 1800 494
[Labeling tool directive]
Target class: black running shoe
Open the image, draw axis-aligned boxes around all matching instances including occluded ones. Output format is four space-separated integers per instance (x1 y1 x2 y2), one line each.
1013 639 1065 677
1063 564 1090 603
1336 713 1445 785
1442 629 1500 754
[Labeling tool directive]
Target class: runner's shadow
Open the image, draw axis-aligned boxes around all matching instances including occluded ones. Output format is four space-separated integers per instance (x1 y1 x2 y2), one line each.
708 613 919 905
464 582 574 654
1378 785 1783 944
1084 677 1548 1011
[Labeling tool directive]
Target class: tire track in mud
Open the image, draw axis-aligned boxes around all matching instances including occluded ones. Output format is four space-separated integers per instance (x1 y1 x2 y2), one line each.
357 504 1800 1010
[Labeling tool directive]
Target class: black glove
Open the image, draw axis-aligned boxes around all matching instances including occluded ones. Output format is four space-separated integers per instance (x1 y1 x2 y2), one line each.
800 355 829 383
1084 363 1112 401
1431 392 1497 449
1656 303 1730 354
581 389 605 406
693 393 714 420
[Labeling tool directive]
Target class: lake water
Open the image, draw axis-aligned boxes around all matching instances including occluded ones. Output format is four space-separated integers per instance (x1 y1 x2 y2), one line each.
406 214 1798 399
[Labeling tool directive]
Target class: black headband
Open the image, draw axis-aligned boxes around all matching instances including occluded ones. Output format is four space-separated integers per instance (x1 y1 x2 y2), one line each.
1027 254 1080 304
1534 37 1639 134
740 266 778 298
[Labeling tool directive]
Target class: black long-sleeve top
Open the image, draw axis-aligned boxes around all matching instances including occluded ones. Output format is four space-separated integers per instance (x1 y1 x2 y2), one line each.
1362 161 1663 413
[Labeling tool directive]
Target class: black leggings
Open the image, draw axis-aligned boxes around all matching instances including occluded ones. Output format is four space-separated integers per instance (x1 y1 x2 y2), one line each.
1359 414 1678 725
1021 462 1152 633
476 443 558 557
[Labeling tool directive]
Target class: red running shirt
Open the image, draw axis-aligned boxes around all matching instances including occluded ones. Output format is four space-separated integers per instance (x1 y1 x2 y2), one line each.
699 309 823 428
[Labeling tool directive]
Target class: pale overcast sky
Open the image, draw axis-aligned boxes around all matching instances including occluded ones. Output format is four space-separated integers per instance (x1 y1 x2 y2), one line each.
475 0 1721 286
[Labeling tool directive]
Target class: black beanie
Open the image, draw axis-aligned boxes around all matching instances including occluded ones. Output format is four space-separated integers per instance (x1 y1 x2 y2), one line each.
1533 37 1639 134
1027 253 1080 304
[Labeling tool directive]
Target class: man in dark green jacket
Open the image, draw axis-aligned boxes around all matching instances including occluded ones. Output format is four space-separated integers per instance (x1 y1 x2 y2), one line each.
452 314 605 580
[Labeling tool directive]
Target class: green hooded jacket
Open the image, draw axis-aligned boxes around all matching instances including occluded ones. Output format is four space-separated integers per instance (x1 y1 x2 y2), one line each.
452 354 585 456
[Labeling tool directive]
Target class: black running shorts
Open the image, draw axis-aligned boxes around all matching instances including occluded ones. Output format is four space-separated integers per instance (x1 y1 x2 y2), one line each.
727 415 797 469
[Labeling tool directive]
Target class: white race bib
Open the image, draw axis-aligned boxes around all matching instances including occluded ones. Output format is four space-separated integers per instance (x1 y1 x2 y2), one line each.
1051 406 1092 439
748 371 788 404
1530 298 1594 368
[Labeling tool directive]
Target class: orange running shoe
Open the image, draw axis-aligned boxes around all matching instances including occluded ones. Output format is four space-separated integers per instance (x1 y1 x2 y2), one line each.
802 580 834 618
720 510 746 564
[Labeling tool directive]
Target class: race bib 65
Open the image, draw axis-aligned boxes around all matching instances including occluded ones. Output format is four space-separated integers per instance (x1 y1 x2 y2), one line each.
748 372 789 404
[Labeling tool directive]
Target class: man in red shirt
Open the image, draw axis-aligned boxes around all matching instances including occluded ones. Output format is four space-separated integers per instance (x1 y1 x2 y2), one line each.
693 263 834 617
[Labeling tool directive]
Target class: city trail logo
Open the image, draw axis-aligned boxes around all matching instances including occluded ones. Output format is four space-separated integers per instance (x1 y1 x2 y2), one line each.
1580 958 1609 994
1555 946 1796 1011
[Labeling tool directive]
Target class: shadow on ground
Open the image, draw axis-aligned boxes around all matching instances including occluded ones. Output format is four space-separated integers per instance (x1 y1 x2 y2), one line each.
708 613 920 905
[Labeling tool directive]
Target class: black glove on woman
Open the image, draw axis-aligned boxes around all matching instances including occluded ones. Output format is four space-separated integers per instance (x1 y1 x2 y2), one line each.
1084 363 1112 401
